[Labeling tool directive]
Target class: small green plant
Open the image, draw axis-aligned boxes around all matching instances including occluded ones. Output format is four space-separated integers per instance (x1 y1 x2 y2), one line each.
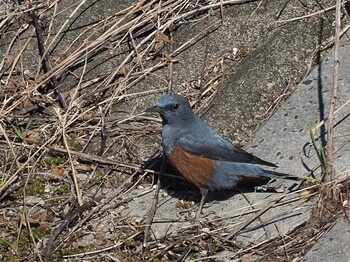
0 237 17 256
15 207 26 254
4 116 36 143
4 118 25 142
309 128 327 173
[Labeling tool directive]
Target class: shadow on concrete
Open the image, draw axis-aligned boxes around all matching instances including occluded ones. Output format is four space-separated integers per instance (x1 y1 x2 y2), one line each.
145 155 283 205
316 18 327 149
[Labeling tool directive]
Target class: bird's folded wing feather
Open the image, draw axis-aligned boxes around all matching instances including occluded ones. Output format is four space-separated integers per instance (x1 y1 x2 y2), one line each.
177 134 277 167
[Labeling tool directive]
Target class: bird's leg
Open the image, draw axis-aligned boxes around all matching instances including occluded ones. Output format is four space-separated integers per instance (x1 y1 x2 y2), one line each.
195 187 209 219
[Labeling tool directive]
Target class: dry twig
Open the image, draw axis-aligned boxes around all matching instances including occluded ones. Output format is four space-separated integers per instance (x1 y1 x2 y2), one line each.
324 0 341 182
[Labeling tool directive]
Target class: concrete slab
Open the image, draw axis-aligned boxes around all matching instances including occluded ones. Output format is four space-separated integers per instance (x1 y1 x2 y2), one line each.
246 30 350 179
244 28 350 262
303 218 350 262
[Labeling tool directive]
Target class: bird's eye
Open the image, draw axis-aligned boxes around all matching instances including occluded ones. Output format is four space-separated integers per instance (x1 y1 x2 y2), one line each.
172 104 179 110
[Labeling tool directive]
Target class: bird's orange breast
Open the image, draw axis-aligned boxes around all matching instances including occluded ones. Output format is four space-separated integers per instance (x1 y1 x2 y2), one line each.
169 142 215 189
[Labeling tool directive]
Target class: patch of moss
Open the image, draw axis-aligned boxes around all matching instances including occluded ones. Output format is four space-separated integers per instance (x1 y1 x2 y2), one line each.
123 238 142 248
0 223 52 261
188 252 199 260
95 169 106 178
42 153 66 167
209 244 220 255
32 225 52 240
12 179 45 199
16 229 30 249
66 136 82 151
57 184 70 194
0 176 5 188
61 246 93 256
50 184 71 204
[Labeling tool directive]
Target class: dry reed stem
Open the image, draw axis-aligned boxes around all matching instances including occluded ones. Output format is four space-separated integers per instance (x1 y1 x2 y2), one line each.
4 28 35 86
324 0 341 182
61 118 83 205
0 23 30 74
143 154 166 247
0 120 18 161
310 95 350 135
61 241 123 258
224 187 295 241
275 2 346 24
49 145 160 174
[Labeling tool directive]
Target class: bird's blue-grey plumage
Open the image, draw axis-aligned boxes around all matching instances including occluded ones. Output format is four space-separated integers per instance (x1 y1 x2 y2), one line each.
154 93 277 169
148 93 294 217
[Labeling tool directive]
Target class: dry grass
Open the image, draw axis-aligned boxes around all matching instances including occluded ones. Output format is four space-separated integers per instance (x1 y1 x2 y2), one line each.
0 0 349 261
0 0 248 260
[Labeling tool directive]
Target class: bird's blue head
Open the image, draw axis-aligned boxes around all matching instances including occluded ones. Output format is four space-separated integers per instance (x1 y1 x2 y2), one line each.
147 93 194 125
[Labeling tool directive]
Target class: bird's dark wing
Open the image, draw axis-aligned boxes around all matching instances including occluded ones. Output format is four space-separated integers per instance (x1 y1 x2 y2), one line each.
177 134 277 167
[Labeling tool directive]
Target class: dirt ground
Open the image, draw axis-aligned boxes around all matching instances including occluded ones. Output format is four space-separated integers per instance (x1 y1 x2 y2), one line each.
0 0 348 261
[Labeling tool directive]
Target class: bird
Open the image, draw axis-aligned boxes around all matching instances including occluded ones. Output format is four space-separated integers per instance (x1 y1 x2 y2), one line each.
147 93 296 218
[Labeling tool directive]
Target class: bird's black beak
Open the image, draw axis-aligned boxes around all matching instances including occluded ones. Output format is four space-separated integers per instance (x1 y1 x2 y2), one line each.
145 105 162 113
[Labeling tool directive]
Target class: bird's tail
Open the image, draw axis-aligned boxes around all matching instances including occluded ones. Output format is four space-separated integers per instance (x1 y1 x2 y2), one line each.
263 170 301 181
235 169 302 187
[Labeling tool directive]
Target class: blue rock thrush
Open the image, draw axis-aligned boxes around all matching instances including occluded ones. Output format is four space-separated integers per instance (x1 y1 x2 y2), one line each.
147 93 295 218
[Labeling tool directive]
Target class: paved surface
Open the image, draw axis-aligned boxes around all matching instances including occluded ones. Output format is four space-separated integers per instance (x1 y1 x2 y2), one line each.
247 29 350 261
300 31 350 262
303 217 350 262
246 30 350 177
